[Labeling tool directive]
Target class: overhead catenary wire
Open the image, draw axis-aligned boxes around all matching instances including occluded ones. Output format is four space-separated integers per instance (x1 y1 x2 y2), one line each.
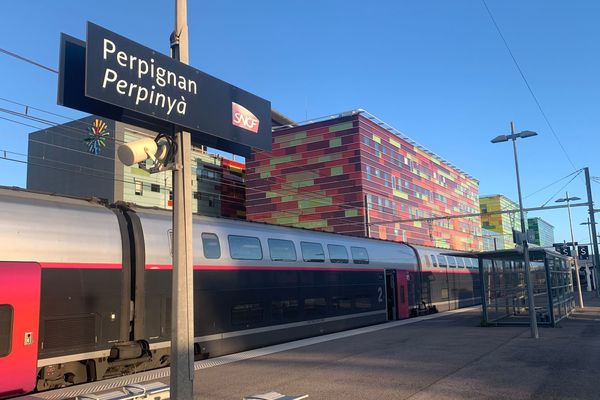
539 169 583 207
480 0 577 171
523 168 583 200
0 47 59 74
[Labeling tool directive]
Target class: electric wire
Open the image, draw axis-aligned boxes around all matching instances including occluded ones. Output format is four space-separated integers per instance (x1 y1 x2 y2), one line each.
0 47 58 73
540 169 583 207
481 0 577 170
524 168 583 200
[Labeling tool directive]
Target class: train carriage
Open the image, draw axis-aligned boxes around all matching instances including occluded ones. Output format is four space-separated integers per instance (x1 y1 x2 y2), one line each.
0 187 480 398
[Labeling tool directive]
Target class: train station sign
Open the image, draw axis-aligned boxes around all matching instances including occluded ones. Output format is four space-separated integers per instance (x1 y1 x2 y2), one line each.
58 22 271 157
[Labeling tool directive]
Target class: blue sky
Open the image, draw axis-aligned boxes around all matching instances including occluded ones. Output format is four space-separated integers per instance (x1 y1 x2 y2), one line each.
1 0 599 246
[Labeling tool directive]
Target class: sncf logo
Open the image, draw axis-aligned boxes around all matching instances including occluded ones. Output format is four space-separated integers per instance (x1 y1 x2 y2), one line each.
232 102 260 133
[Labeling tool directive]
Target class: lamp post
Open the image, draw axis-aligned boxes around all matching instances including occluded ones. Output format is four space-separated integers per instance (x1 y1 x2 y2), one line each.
491 121 539 339
556 193 584 308
580 219 596 291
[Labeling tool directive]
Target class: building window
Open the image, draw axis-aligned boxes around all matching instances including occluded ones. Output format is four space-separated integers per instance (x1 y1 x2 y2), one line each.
0 305 12 357
228 235 263 260
202 233 221 259
151 184 160 193
134 179 143 196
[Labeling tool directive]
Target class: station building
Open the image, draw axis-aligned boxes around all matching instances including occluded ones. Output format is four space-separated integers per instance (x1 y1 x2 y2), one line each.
25 114 271 218
479 194 523 249
246 110 482 251
527 217 555 248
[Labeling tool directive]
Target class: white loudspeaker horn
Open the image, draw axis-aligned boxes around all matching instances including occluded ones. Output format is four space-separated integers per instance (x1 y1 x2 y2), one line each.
117 137 158 166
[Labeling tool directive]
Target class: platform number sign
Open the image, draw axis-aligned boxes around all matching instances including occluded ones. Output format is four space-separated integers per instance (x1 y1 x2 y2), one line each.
578 245 589 260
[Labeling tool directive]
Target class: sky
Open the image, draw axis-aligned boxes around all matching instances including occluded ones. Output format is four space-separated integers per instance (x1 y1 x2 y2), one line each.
1 0 599 247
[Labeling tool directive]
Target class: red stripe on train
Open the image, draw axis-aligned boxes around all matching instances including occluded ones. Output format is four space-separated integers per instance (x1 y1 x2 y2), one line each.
420 268 478 275
40 262 122 269
146 264 382 272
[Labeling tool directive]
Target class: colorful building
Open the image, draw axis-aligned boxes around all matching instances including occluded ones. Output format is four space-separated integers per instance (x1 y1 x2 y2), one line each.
528 217 555 248
479 194 523 249
246 110 482 250
482 228 506 250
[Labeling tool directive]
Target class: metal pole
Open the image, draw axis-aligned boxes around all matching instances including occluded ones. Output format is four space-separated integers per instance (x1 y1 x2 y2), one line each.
584 167 600 295
364 193 370 238
510 121 539 338
566 192 584 308
170 0 194 397
583 218 595 292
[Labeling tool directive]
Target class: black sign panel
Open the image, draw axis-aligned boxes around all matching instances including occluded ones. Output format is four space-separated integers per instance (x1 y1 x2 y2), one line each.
59 22 271 157
578 245 589 260
554 245 571 257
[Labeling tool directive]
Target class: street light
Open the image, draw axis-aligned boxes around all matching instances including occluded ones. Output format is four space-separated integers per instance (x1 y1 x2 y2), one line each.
580 219 596 291
556 193 584 307
490 121 539 339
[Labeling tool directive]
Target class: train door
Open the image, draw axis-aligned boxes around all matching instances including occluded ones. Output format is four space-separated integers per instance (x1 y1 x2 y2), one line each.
396 270 410 319
0 262 41 398
385 270 397 320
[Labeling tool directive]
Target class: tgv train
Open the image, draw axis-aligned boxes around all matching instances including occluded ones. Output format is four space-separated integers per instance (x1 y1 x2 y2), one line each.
0 187 480 398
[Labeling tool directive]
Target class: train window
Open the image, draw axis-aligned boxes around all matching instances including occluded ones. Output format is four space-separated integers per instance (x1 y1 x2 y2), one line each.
228 235 263 260
448 257 458 268
430 254 438 268
422 254 432 269
351 247 369 264
231 303 263 326
301 242 325 262
304 297 327 317
355 296 372 310
268 239 297 261
271 299 299 321
438 256 448 268
0 305 13 357
332 297 353 312
202 233 221 259
327 244 349 263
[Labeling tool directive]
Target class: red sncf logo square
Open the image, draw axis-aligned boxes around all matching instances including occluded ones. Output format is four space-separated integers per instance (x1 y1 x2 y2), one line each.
232 102 260 133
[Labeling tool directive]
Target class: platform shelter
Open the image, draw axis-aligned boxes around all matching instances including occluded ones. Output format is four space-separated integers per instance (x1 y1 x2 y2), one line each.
449 248 576 327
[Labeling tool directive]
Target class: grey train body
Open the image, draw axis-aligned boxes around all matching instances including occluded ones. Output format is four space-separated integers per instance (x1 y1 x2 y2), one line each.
0 187 479 394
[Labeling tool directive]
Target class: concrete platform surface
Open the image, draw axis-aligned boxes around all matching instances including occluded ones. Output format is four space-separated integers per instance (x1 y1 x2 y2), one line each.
178 293 600 400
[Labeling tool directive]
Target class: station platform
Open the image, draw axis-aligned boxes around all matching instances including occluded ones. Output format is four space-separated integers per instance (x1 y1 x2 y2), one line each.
20 293 600 400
